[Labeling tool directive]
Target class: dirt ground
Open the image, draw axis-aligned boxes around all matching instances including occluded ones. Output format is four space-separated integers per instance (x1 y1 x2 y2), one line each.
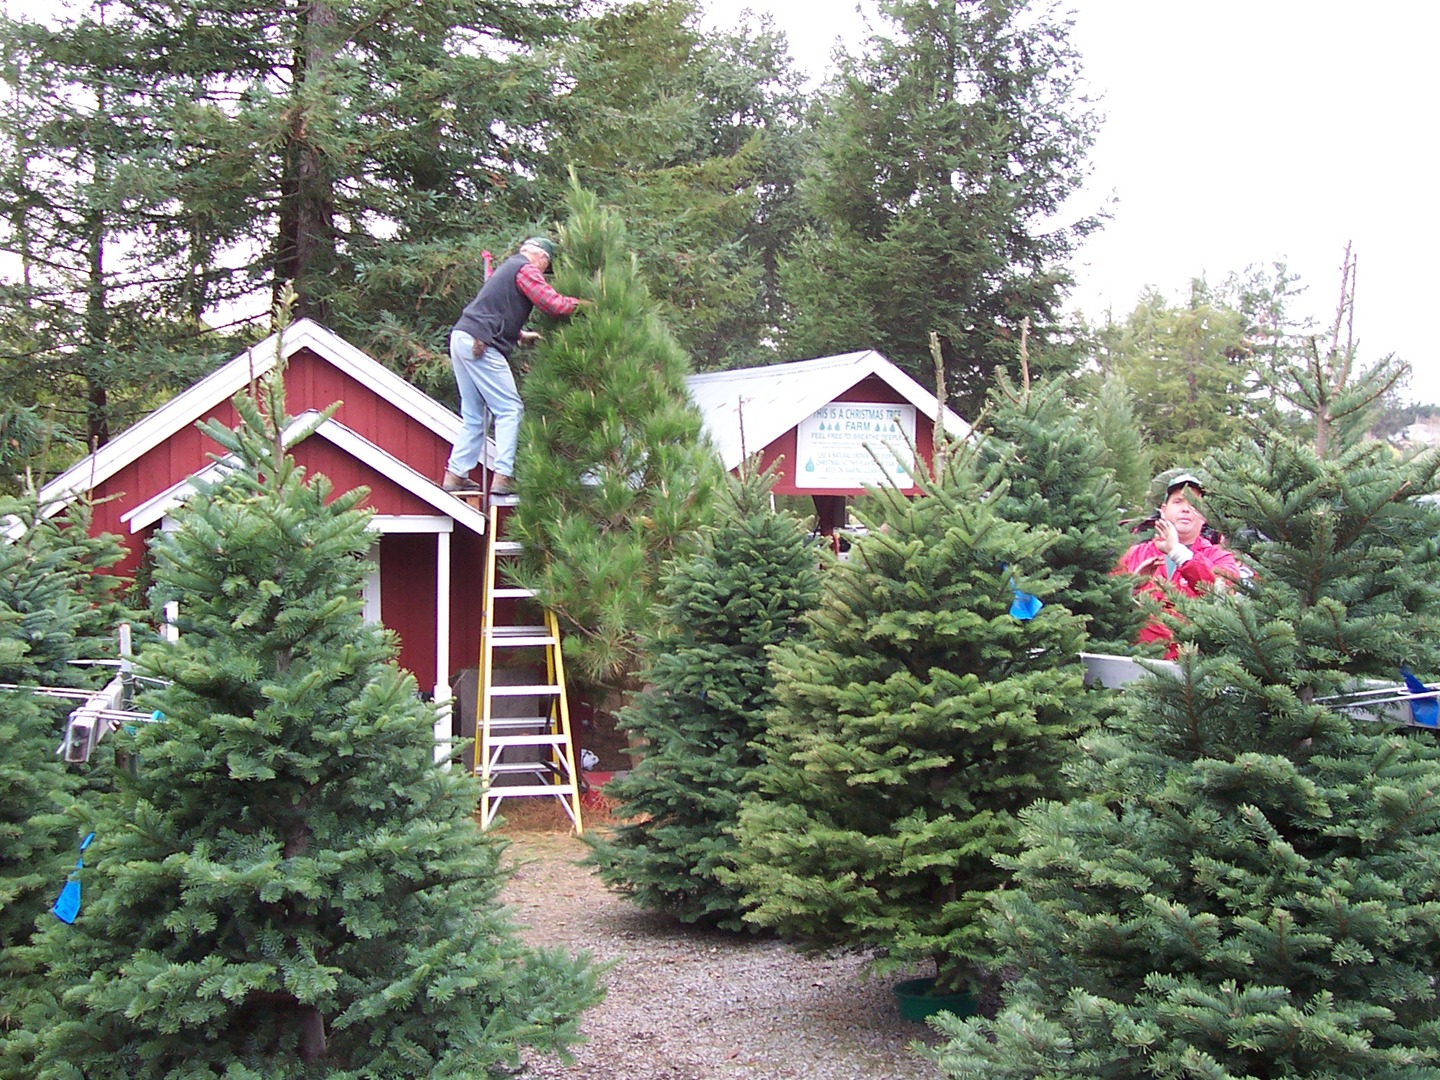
493 801 948 1080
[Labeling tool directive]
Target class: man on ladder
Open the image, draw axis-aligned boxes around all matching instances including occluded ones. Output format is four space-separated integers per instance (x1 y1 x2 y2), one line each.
441 236 590 499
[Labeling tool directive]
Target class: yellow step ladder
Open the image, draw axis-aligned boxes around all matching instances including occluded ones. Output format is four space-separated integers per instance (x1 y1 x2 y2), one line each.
477 499 584 832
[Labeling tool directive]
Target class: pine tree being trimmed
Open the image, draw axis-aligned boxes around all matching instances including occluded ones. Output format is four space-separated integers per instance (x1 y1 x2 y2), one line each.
727 445 1090 992
927 323 1440 1076
587 465 822 929
28 381 601 1078
509 182 723 704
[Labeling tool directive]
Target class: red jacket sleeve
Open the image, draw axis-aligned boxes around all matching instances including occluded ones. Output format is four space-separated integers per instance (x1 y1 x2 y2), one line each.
516 262 580 317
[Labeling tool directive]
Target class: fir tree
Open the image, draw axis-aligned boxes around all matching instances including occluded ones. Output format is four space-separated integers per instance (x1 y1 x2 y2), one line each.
927 300 1440 1077
777 0 1102 414
587 465 822 929
727 445 1089 992
509 183 723 704
28 374 600 1077
1087 374 1153 512
0 496 132 1073
980 375 1143 651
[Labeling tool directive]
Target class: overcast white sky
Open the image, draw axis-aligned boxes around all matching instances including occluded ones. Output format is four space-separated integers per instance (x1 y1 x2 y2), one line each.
702 0 1440 405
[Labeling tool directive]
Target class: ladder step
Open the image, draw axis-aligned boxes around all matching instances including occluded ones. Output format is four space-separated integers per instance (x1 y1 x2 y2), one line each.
484 783 579 797
486 716 556 731
487 626 557 647
486 733 573 748
493 587 535 600
488 684 561 697
494 541 524 555
484 761 571 776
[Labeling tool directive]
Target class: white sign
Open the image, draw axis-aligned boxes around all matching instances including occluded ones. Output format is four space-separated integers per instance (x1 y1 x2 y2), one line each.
794 403 917 489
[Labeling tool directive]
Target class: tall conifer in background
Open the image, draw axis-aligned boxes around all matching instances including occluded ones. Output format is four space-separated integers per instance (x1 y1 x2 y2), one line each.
729 445 1089 992
28 371 600 1077
776 0 1102 414
927 297 1440 1078
1087 375 1153 512
0 0 578 419
588 465 822 929
509 183 722 706
538 0 807 370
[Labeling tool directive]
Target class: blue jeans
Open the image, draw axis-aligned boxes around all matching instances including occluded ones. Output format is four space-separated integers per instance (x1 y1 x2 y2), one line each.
446 329 522 479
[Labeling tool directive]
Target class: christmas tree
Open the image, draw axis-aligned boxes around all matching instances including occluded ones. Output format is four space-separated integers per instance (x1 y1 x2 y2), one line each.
29 371 601 1077
927 277 1440 1077
980 375 1143 650
508 182 723 705
0 496 131 1073
728 444 1090 992
588 465 822 929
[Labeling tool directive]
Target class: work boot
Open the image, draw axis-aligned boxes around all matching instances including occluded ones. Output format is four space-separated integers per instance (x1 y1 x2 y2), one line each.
442 471 482 493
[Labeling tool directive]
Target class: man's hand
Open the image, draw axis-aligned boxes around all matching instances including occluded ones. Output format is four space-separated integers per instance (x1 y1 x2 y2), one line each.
1132 553 1164 577
1153 516 1179 554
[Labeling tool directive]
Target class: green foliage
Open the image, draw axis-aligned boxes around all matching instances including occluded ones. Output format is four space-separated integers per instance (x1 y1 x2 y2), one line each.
1087 375 1154 512
509 183 723 700
777 0 1102 414
728 444 1090 990
1095 266 1311 466
1262 249 1407 461
927 395 1440 1076
538 0 807 370
0 0 579 433
588 465 822 929
980 375 1143 650
0 496 133 1073
26 382 601 1078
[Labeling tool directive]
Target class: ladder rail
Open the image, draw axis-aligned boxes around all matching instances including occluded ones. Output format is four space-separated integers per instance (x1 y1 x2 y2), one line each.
476 500 585 833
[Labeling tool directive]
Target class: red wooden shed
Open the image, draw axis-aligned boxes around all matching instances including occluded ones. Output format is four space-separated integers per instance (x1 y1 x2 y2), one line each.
686 350 970 533
36 319 489 731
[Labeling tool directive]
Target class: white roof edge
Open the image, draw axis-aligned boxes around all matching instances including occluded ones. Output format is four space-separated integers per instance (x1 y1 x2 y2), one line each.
685 349 970 470
38 319 461 517
121 411 486 537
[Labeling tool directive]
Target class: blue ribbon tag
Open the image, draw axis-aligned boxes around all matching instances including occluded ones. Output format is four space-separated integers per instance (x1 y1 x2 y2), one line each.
1007 578 1043 622
52 831 95 925
1402 667 1438 727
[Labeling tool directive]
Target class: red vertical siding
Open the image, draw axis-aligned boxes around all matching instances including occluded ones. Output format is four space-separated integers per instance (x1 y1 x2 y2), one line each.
381 533 438 690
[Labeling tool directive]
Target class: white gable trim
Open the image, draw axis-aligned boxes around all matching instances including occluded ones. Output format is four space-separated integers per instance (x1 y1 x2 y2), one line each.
685 350 970 471
119 411 486 536
38 319 461 516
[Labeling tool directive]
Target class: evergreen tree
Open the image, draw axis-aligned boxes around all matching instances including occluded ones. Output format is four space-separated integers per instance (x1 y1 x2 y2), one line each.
927 306 1440 1077
727 445 1089 991
28 376 600 1077
0 496 132 1074
509 183 723 704
539 0 808 370
587 465 822 929
776 0 1101 414
1087 374 1153 512
0 0 578 427
980 375 1143 650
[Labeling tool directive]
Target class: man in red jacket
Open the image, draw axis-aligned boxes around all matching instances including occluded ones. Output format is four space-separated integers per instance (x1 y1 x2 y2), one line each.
1117 471 1241 657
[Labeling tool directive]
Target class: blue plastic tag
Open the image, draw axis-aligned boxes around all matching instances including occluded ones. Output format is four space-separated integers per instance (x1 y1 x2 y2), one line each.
52 832 96 925
1402 667 1438 727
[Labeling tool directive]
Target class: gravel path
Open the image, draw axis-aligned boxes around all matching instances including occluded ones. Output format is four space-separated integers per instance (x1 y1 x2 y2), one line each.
498 815 947 1080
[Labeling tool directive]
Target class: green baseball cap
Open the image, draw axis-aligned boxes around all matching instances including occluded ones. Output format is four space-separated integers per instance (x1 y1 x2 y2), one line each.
523 237 557 263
